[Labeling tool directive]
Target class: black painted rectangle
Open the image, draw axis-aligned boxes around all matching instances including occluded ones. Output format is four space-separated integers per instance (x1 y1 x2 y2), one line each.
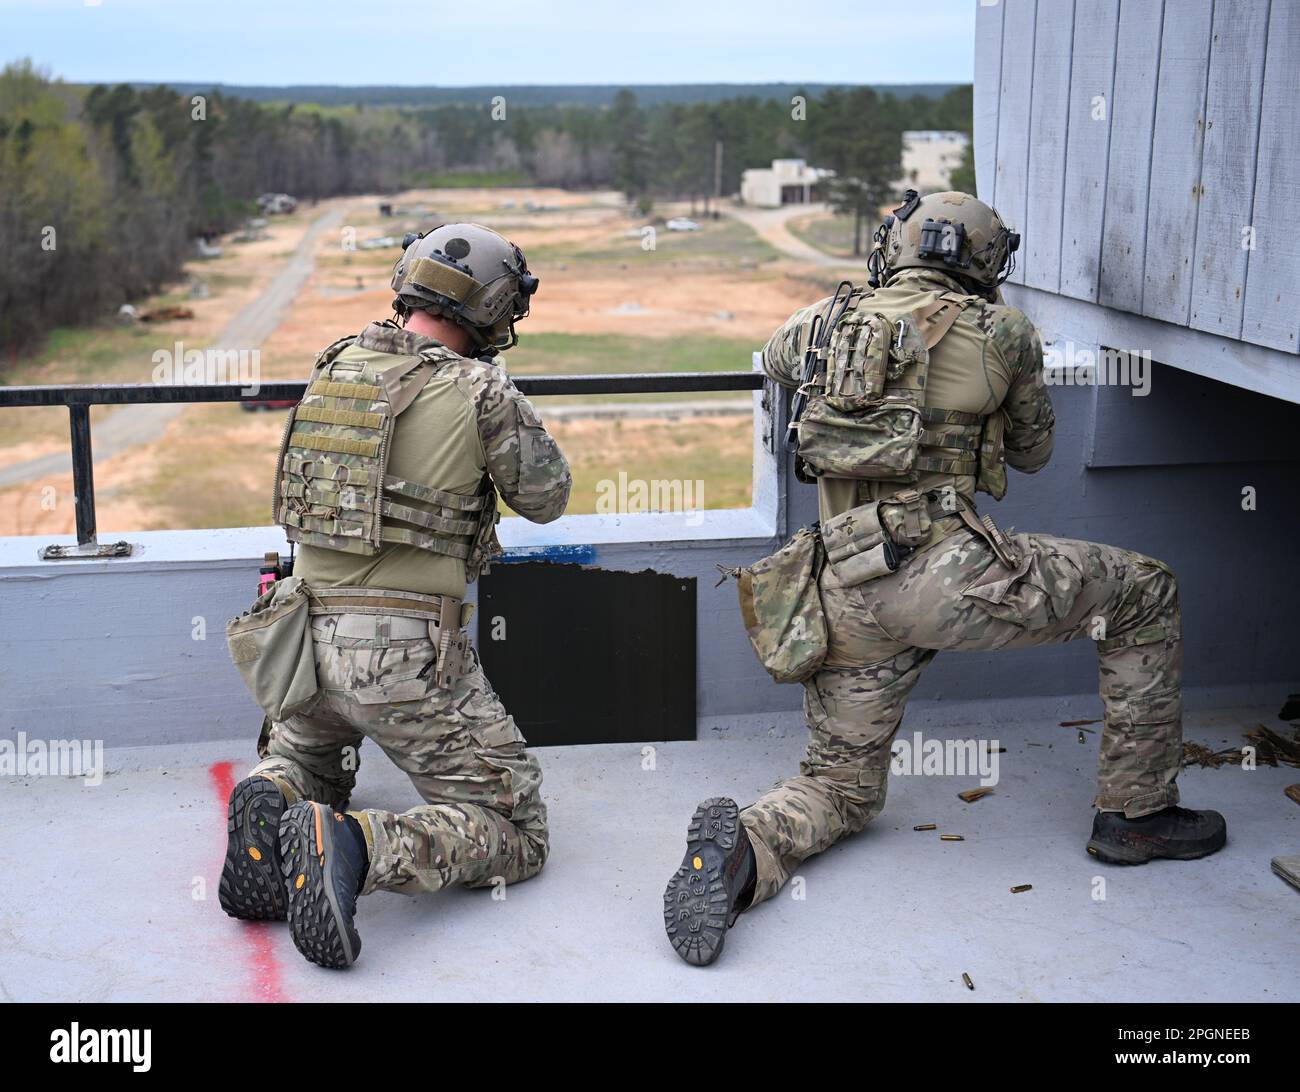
476 563 697 746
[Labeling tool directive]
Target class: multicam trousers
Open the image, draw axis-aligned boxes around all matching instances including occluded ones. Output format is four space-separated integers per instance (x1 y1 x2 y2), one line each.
250 611 549 897
741 528 1184 904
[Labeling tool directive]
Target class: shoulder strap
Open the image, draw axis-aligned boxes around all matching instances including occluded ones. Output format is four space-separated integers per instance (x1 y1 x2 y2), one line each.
379 346 463 416
913 292 975 350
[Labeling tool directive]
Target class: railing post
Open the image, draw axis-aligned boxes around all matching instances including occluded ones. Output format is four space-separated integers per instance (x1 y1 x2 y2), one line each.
69 403 96 546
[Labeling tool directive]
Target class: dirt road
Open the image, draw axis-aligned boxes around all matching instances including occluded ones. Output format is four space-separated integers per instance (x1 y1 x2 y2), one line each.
0 206 345 490
721 201 861 269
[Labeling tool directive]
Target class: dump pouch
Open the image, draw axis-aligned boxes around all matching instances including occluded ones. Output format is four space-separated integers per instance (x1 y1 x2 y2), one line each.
732 526 828 684
226 576 319 722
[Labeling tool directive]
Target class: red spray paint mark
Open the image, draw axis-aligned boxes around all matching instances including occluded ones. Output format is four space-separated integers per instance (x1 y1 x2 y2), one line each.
209 760 288 1003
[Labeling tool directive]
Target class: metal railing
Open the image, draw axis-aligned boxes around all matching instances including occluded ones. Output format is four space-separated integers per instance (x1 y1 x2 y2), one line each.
0 372 764 557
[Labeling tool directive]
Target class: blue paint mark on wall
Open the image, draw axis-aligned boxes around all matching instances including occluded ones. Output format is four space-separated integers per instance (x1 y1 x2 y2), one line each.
498 544 598 566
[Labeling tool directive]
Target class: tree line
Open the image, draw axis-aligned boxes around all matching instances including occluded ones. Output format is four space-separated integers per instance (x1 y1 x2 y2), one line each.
0 59 971 361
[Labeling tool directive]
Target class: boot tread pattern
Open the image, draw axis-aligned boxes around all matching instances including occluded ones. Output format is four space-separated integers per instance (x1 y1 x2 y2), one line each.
280 802 360 970
218 778 287 921
663 797 740 967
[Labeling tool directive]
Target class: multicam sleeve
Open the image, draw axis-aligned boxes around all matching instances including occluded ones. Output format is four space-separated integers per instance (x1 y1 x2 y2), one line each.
988 305 1055 473
760 297 830 390
473 367 572 524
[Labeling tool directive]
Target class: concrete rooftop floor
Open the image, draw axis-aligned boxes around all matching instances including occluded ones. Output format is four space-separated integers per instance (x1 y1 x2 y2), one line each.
2 706 1297 1003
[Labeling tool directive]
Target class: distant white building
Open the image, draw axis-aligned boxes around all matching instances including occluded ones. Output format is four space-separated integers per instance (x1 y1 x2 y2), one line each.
898 130 969 194
740 159 833 207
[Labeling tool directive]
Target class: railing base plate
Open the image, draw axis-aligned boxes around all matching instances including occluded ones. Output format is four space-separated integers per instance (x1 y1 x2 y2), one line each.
39 541 134 561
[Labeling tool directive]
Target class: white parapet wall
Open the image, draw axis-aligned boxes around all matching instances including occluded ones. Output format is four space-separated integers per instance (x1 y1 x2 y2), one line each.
0 373 810 747
2 353 1294 752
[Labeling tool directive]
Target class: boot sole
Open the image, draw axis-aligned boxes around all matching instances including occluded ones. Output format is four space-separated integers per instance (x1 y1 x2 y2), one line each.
218 777 287 921
280 802 360 969
1086 826 1227 865
663 797 742 967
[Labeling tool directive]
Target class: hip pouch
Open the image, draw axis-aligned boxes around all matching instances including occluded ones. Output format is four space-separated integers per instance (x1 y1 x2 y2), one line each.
226 575 319 722
728 526 828 684
821 492 932 588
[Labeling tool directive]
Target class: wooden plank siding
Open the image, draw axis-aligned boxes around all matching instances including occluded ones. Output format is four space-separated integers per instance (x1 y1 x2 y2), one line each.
1188 0 1271 337
1141 0 1214 326
1023 0 1075 292
1059 0 1120 301
1242 0 1300 353
973 0 1006 200
1097 0 1164 311
973 0 1299 385
993 0 1038 286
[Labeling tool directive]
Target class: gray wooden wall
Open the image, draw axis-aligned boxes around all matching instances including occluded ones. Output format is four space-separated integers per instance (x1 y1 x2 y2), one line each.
974 0 1300 360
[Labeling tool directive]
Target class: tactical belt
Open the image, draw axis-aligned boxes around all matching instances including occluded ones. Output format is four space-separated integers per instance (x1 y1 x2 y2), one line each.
306 584 441 615
307 585 472 690
880 486 1021 570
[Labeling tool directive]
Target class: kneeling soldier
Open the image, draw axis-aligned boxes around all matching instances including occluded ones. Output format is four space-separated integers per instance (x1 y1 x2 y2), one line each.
664 192 1226 967
220 224 570 968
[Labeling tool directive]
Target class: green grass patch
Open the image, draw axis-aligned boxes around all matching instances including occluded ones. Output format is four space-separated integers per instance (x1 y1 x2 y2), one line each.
506 332 758 407
543 416 754 516
527 217 780 267
133 404 279 530
508 332 753 374
12 323 165 384
787 212 873 259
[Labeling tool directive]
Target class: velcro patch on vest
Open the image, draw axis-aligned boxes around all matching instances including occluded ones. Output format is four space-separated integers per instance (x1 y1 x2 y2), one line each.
309 379 382 399
290 431 381 458
295 405 386 430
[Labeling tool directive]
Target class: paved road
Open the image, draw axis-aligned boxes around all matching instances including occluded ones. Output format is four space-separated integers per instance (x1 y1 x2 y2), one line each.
722 200 864 269
0 207 345 489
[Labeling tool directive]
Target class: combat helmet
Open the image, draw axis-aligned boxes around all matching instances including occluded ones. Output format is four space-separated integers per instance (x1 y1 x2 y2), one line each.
391 223 539 354
867 190 1020 293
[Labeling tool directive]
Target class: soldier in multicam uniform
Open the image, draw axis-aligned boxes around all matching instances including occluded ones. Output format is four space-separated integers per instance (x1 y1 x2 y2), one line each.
219 223 571 969
664 191 1227 967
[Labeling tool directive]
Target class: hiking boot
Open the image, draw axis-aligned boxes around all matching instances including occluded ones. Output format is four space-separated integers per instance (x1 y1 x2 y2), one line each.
219 776 288 921
1087 805 1227 865
663 797 756 967
280 802 369 969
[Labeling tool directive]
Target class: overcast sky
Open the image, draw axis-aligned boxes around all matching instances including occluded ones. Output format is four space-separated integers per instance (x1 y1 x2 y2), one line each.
2 0 976 87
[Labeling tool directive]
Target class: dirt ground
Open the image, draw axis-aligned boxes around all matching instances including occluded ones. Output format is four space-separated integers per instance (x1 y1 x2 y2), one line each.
0 187 840 536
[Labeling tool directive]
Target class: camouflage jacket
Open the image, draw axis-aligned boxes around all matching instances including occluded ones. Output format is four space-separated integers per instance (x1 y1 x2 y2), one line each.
295 321 571 598
761 268 1055 521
